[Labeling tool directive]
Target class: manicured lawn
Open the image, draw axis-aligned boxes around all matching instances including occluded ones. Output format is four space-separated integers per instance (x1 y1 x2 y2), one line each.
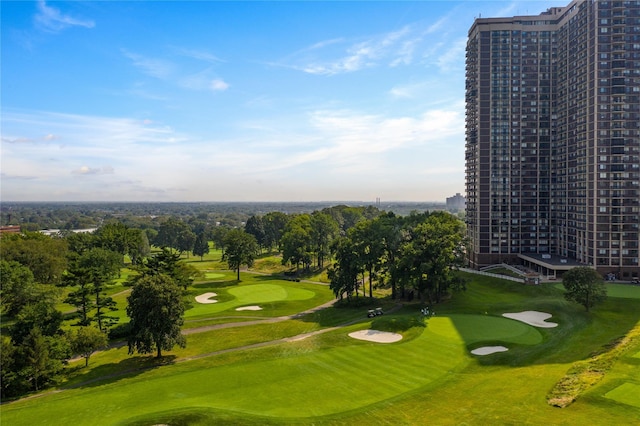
185 273 333 320
2 273 638 425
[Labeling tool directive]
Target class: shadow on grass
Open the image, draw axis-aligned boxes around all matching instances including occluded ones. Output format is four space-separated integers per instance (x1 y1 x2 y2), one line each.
64 355 178 389
192 279 239 290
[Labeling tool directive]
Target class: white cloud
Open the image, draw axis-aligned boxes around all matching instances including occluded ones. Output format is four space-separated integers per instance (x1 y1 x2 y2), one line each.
122 49 175 79
72 165 114 175
34 1 95 33
210 79 229 92
173 47 223 64
287 24 425 76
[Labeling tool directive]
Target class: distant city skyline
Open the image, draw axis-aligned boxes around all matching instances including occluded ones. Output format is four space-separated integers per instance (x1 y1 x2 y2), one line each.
1 1 560 202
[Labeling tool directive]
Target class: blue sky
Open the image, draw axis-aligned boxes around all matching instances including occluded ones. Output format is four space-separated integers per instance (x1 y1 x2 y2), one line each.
2 0 560 202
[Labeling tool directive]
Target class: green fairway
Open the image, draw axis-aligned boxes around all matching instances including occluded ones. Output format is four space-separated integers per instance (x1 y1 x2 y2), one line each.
1 318 470 424
604 383 640 409
3 273 638 425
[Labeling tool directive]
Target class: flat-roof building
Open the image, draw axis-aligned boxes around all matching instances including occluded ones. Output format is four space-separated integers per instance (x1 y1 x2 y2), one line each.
465 0 640 278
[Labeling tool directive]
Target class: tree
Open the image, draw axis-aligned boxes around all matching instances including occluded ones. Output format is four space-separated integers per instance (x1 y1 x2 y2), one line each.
328 237 361 300
70 326 108 367
156 217 195 256
562 267 607 312
281 214 313 271
310 212 339 269
349 219 384 298
0 232 68 285
210 226 229 253
63 247 122 330
132 248 199 290
245 215 266 250
222 229 259 281
263 211 289 251
127 274 186 358
20 328 69 392
0 260 50 317
192 231 210 261
396 212 466 304
126 228 150 265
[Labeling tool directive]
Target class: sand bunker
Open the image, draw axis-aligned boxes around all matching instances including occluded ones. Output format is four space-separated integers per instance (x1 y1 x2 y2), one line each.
195 292 218 304
471 346 509 356
235 306 263 311
348 330 403 343
502 311 558 328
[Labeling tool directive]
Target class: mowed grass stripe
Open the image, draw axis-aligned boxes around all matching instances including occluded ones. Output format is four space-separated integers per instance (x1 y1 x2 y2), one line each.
1 319 469 424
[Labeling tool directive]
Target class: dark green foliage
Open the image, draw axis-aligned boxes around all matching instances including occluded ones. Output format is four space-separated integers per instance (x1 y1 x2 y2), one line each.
263 211 289 251
281 214 313 271
132 248 199 290
127 275 186 358
70 326 108 367
562 267 607 312
0 232 68 285
192 231 210 260
156 217 196 255
222 229 259 281
328 237 361 300
0 260 56 317
63 247 122 329
244 215 266 249
310 212 339 269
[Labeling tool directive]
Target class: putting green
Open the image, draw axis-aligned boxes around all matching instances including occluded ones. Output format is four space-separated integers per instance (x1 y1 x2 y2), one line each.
204 272 225 280
444 314 544 346
1 318 470 424
604 382 640 408
189 284 316 315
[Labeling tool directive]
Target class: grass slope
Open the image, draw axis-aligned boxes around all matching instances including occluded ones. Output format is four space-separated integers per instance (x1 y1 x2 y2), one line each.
2 273 639 425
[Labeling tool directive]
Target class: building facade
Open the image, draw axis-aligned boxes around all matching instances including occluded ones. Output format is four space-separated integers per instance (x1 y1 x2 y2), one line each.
465 0 640 278
446 193 466 212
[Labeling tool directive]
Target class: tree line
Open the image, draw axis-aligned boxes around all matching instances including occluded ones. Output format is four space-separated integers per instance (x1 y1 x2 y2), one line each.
0 204 465 399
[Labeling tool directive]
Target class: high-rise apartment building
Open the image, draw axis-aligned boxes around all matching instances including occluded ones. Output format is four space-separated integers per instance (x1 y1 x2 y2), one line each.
465 0 640 278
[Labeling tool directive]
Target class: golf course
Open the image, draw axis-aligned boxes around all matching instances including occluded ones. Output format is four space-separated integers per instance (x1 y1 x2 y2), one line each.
2 258 639 425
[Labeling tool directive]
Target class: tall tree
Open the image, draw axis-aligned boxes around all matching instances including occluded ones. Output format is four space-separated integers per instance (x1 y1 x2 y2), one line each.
310 212 339 269
1 260 59 317
210 226 230 254
63 247 122 330
397 212 466 304
562 267 607 312
70 326 108 367
127 274 186 358
349 219 385 298
245 215 266 250
192 231 210 261
263 211 289 251
328 237 361 300
281 214 313 271
0 232 68 285
222 229 259 281
156 217 196 255
132 248 199 290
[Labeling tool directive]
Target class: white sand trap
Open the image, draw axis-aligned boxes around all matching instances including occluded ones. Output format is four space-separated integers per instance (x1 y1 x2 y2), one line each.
502 311 558 328
471 346 509 356
348 329 403 343
195 292 218 304
236 305 262 311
